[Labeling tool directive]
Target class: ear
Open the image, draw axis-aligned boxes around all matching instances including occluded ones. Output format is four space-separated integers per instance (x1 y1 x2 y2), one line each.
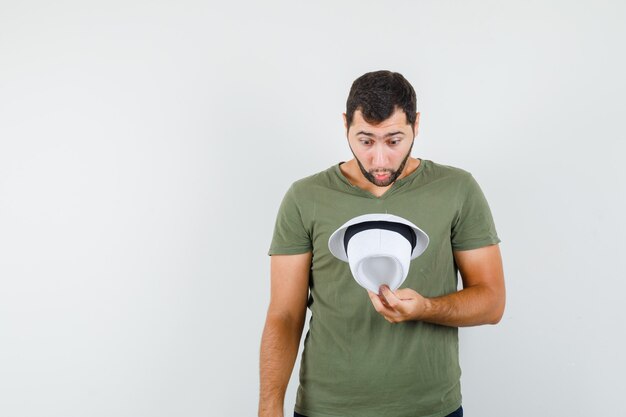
342 112 349 133
413 112 420 136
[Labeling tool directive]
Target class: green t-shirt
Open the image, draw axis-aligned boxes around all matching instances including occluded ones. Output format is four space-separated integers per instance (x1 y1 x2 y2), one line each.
268 159 501 417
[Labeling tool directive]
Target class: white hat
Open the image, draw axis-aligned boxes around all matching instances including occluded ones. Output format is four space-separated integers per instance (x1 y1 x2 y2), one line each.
328 213 429 293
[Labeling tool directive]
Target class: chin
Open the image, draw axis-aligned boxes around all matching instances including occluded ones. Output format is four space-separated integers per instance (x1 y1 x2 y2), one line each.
371 179 394 187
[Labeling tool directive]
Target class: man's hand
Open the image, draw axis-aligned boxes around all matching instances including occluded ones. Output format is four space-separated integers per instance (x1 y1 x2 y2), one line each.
366 245 505 327
367 285 429 323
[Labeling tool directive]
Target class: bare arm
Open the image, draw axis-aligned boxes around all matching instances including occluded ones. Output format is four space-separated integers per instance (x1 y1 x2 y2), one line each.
368 244 505 327
259 252 311 417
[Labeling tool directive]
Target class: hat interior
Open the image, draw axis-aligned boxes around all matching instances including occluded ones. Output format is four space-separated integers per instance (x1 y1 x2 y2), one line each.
355 255 403 292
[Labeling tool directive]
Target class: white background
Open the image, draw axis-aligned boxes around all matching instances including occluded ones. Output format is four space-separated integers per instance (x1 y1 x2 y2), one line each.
1 1 625 416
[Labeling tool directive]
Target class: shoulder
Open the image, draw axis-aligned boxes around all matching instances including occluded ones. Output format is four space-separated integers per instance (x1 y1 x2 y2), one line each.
288 164 338 197
419 160 475 192
423 159 472 179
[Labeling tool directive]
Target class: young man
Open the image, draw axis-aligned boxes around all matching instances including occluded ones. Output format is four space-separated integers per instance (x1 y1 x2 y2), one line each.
259 70 505 417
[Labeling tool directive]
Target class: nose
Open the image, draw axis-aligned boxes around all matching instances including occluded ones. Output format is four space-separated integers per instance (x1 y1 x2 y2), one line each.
372 145 388 167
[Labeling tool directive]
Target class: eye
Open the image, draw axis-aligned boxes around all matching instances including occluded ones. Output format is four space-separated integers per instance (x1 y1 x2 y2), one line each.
389 139 401 145
359 139 372 146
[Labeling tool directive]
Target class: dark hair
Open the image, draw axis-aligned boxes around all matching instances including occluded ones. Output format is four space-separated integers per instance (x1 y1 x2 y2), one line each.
345 70 417 130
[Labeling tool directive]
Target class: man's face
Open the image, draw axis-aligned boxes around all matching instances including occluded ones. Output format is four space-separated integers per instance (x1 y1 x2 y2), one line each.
344 108 419 187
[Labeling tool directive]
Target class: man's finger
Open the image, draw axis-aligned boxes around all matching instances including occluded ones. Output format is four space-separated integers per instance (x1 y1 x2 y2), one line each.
368 290 392 313
367 290 382 308
379 285 401 308
395 288 418 301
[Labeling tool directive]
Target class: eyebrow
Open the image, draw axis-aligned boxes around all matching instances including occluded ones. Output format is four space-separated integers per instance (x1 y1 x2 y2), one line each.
355 131 405 138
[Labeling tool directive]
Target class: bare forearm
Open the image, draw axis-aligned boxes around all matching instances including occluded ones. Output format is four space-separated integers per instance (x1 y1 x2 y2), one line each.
259 313 305 417
420 284 505 327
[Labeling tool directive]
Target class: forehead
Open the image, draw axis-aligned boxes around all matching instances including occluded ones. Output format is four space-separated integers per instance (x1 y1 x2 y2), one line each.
350 108 410 133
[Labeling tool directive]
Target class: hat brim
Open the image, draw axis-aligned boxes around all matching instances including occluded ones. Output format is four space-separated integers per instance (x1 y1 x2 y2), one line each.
328 213 429 262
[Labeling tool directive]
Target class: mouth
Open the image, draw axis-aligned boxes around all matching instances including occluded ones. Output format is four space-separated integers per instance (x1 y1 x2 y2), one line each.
374 172 390 180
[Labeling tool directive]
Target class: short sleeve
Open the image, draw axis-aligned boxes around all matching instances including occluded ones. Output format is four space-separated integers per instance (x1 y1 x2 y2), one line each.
268 184 312 256
451 174 501 251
